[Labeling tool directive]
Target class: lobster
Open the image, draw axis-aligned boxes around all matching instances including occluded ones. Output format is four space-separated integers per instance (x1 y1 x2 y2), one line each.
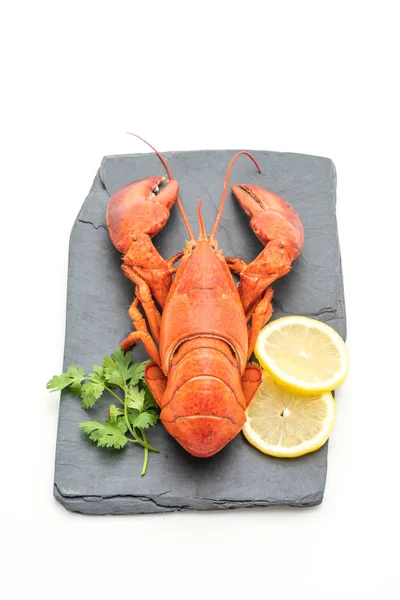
106 135 304 458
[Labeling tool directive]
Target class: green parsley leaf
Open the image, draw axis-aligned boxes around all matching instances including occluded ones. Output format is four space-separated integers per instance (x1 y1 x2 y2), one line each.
79 420 128 449
70 382 83 397
46 364 85 392
80 380 105 409
89 365 106 384
127 386 146 411
127 361 147 386
103 355 125 388
143 385 158 410
111 348 134 382
116 417 128 435
130 411 159 429
104 368 125 388
108 403 124 419
102 356 115 370
101 351 148 389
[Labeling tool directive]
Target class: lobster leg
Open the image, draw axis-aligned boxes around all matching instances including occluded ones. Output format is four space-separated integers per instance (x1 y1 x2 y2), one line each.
166 251 184 271
121 265 161 342
145 362 167 408
226 257 248 274
121 330 161 366
241 364 262 407
226 257 253 322
227 257 276 358
122 240 183 310
226 256 274 357
246 287 274 360
121 302 161 366
123 233 177 309
236 240 292 317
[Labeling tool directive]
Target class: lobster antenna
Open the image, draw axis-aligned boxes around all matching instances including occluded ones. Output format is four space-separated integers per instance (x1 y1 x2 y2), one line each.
196 199 207 239
210 151 261 239
127 132 195 240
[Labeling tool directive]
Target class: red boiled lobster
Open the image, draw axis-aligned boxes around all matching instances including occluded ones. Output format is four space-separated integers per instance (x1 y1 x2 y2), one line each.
106 135 304 458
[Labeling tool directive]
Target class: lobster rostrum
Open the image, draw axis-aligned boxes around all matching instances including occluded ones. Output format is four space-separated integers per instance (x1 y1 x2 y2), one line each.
106 135 304 458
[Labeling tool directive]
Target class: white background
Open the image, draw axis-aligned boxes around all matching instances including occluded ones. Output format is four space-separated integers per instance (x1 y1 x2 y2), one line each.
2 1 399 599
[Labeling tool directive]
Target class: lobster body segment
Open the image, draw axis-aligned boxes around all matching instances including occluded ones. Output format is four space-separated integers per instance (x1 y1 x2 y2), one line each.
155 240 252 457
106 139 304 458
158 339 248 457
145 338 262 457
160 240 248 375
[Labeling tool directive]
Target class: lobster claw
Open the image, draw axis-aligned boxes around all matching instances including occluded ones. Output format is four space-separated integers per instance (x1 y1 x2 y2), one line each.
232 184 303 260
106 177 179 254
231 184 304 317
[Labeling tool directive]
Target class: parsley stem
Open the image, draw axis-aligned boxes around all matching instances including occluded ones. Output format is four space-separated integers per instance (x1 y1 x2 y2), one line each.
103 385 125 406
142 445 149 476
139 429 150 475
122 391 153 450
121 387 159 452
139 437 159 453
124 402 142 443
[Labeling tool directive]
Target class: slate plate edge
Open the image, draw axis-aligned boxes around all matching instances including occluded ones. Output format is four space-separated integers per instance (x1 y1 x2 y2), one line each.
54 483 323 515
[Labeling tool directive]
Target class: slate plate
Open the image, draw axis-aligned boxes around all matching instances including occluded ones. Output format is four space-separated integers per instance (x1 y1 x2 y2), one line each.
54 149 346 515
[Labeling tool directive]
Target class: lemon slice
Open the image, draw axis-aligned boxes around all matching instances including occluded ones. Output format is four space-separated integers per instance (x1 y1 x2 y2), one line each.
255 315 349 394
243 371 336 457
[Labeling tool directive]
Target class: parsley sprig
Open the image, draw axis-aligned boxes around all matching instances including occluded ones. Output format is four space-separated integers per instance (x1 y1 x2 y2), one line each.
47 349 160 475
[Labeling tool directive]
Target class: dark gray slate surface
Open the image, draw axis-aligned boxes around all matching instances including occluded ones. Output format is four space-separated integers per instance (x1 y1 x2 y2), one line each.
54 149 346 515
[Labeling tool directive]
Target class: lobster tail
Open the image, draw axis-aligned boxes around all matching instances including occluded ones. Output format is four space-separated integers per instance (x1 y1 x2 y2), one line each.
156 338 247 457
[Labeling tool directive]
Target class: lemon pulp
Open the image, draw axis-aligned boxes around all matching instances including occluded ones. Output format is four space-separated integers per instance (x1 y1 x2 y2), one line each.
243 371 336 458
255 316 349 394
